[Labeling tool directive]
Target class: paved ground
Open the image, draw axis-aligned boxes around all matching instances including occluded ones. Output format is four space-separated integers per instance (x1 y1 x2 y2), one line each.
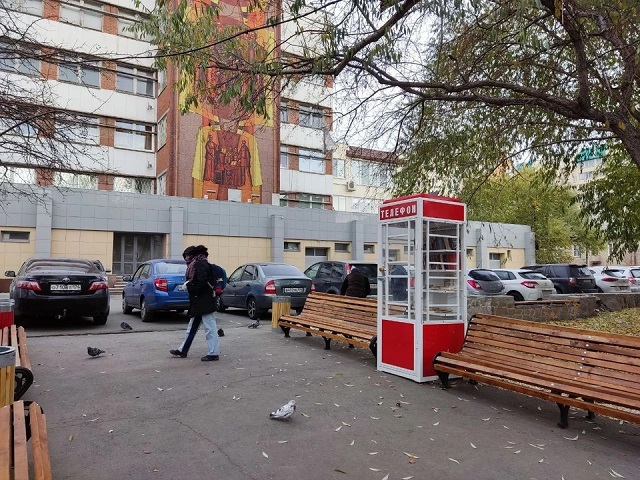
15 298 640 479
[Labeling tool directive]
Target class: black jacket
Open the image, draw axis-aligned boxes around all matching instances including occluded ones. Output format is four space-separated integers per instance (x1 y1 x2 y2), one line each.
186 259 217 316
340 272 371 298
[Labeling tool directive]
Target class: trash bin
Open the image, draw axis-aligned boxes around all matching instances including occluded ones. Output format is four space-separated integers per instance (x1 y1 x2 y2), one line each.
271 296 291 329
0 346 16 407
0 299 14 329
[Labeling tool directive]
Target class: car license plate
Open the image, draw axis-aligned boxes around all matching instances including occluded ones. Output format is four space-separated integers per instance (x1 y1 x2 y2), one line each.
51 284 81 291
283 287 305 293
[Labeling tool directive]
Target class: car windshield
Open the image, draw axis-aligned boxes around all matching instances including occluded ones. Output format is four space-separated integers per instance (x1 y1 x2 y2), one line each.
631 269 640 278
350 264 378 280
26 261 96 273
155 262 187 275
469 270 500 281
261 265 302 276
602 269 625 278
520 272 547 280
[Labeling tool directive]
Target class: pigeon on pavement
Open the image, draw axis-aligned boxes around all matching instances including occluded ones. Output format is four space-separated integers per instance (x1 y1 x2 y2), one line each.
270 400 296 421
120 321 133 330
87 346 105 357
248 320 260 329
217 328 224 337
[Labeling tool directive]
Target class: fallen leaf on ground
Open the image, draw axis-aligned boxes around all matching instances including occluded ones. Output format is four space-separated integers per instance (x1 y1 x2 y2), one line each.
368 452 379 455
449 458 460 464
470 443 476 449
277 441 288 444
262 452 268 458
350 440 355 446
301 413 310 418
563 434 579 441
68 435 74 441
335 426 342 432
403 452 419 458
369 468 380 471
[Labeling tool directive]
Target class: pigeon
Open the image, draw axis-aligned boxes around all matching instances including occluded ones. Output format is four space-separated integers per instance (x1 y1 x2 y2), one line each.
87 346 105 357
120 321 133 330
270 400 296 421
217 328 225 337
248 320 260 329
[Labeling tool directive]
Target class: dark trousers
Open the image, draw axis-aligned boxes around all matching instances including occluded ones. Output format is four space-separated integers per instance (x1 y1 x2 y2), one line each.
179 315 202 354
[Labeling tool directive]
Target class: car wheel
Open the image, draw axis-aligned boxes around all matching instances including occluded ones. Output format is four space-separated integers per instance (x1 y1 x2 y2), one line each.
508 291 524 302
93 313 108 325
596 287 604 293
140 299 153 323
247 297 263 320
122 296 133 314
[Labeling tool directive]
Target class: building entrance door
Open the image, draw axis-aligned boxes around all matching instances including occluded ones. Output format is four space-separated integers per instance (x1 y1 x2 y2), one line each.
113 233 164 275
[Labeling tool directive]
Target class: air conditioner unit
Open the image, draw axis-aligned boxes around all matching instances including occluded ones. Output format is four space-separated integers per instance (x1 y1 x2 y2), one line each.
346 180 356 191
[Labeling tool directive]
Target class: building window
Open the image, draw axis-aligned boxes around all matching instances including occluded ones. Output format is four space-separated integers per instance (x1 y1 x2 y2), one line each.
299 149 324 174
0 167 35 185
364 244 375 254
388 249 399 262
1 231 30 243
572 245 582 257
58 56 100 88
0 41 41 76
299 193 326 209
157 115 167 149
54 172 98 189
117 9 149 39
113 177 153 194
0 117 38 138
157 172 166 195
351 197 381 214
5 0 42 15
466 248 474 258
333 158 345 178
114 120 154 151
332 195 347 211
353 159 385 187
299 104 323 129
280 101 289 123
157 69 167 93
284 241 300 251
280 146 289 169
116 65 155 97
60 0 103 30
56 115 99 144
335 243 349 253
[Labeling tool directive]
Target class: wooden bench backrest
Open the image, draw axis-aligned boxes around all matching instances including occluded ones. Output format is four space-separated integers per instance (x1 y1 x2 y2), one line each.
0 325 29 369
301 293 378 327
467 314 640 404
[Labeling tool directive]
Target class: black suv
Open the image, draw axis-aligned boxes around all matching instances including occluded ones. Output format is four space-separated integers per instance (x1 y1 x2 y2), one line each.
521 264 597 294
304 261 378 297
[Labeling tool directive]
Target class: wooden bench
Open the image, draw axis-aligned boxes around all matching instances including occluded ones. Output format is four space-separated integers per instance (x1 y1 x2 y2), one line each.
433 314 640 428
278 292 379 356
1 325 34 400
0 400 52 479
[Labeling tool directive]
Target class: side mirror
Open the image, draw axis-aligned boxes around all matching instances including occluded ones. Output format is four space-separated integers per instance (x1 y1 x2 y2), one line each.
105 269 112 273
122 275 133 282
4 271 15 277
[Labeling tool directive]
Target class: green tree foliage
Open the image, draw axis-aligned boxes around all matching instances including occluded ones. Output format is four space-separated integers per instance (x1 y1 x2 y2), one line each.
463 168 604 263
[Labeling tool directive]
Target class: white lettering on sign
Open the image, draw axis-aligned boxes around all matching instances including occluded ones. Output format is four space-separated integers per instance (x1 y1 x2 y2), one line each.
379 202 418 220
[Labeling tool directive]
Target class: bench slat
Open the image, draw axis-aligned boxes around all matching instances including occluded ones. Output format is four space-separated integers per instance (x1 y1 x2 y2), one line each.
0 327 7 347
30 402 53 480
437 353 640 411
0 404 10 480
13 400 29 480
17 327 30 370
463 344 640 395
472 321 640 363
278 322 370 348
280 314 376 336
435 362 640 424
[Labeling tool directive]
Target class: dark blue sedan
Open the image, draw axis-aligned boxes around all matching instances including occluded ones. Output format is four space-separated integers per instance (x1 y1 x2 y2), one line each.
121 259 189 322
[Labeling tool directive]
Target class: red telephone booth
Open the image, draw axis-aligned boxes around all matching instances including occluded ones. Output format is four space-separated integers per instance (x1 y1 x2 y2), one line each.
377 194 467 382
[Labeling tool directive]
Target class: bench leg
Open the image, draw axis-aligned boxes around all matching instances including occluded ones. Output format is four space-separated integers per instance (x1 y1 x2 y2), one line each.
557 403 570 429
323 337 331 350
280 326 291 338
369 336 377 359
436 370 450 389
584 398 595 420
344 334 354 348
14 366 34 401
306 332 312 336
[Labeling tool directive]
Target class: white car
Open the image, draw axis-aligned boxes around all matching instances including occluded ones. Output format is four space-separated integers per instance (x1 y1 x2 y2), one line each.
601 266 640 292
492 269 555 301
588 266 630 293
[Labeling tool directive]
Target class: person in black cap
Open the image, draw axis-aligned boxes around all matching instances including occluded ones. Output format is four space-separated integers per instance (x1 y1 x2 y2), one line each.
170 244 220 361
340 266 371 298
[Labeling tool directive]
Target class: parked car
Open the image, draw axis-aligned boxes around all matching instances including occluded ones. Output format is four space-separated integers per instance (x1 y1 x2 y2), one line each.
220 263 314 320
5 257 110 325
121 259 189 322
609 266 640 292
492 268 555 301
304 261 378 297
588 266 631 293
466 269 505 296
521 264 597 294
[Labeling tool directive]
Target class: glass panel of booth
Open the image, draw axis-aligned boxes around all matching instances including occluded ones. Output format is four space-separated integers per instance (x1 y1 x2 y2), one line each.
422 220 464 324
380 220 416 320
